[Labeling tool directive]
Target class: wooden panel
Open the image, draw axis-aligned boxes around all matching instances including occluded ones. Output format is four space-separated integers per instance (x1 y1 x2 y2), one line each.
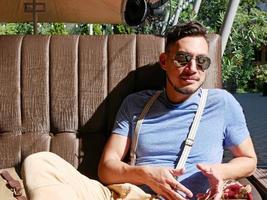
254 168 267 189
135 35 165 91
107 35 136 133
78 36 108 132
136 34 165 68
0 36 22 133
50 36 79 132
0 133 21 168
203 34 222 89
21 133 51 161
108 35 136 91
51 133 79 168
21 35 50 132
249 168 267 199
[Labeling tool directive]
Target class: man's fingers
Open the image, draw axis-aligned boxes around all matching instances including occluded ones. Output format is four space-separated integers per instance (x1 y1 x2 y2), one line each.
171 168 185 176
197 163 210 171
197 163 212 175
159 191 174 200
157 184 178 200
168 168 193 198
161 185 188 200
166 179 193 198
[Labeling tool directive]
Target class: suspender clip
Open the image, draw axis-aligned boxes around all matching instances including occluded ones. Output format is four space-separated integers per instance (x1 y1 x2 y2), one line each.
185 138 194 147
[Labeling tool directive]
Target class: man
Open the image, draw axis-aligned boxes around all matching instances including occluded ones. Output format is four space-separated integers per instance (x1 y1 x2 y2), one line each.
22 21 257 200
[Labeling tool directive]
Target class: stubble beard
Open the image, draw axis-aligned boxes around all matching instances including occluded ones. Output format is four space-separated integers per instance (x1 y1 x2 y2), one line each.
166 75 204 95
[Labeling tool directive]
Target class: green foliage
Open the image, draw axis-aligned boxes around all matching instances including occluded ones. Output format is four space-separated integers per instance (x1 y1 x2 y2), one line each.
178 4 197 23
102 24 113 34
15 23 33 34
113 24 135 34
0 23 68 35
93 24 103 35
73 24 91 35
196 0 267 92
222 6 267 92
0 23 32 35
41 23 68 35
65 24 90 35
254 64 267 90
197 0 227 32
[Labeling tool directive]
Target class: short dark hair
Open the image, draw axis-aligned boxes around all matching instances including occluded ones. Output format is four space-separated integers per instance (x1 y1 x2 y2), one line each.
165 21 207 51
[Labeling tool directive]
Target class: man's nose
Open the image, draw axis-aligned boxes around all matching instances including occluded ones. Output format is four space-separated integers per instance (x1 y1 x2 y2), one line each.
186 59 198 72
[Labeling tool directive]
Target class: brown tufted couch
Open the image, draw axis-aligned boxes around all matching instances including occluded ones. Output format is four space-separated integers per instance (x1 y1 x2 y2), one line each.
1 34 261 198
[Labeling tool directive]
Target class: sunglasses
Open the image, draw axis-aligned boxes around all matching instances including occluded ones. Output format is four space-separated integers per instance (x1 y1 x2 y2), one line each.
174 51 211 70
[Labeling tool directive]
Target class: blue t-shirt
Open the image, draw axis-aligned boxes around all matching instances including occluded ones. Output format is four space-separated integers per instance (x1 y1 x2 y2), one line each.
112 88 249 198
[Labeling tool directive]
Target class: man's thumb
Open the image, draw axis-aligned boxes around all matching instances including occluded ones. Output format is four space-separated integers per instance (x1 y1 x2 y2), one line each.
197 163 211 174
172 167 185 176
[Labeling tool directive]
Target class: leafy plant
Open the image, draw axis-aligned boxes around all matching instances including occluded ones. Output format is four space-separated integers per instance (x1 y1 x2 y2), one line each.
113 24 135 34
254 64 267 90
93 24 103 35
15 23 33 34
197 0 267 92
46 23 68 35
224 6 267 92
0 23 17 35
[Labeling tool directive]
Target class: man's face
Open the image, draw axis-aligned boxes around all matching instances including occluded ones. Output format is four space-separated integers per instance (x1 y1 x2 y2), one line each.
160 36 209 95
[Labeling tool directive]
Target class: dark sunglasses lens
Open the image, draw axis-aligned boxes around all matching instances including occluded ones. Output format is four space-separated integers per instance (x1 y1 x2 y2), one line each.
175 53 192 65
197 56 211 70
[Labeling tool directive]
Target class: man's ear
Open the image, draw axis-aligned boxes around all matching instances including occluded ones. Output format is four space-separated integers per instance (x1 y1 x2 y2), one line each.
159 53 167 71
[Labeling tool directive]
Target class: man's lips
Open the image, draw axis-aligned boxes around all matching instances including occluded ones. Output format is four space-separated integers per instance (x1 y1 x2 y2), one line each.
180 76 199 82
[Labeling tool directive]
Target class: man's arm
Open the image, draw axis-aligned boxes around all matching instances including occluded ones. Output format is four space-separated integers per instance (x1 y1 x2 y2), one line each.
222 136 257 178
197 137 257 200
98 133 142 184
198 137 257 180
98 133 193 200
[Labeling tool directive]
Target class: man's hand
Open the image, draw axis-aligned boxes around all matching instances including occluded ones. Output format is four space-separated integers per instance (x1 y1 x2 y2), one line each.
197 164 224 200
143 166 193 200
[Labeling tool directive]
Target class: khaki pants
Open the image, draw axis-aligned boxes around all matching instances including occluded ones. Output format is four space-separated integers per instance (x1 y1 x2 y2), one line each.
21 152 156 200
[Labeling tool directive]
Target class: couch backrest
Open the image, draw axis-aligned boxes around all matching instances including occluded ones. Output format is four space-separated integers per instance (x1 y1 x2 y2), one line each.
0 34 221 178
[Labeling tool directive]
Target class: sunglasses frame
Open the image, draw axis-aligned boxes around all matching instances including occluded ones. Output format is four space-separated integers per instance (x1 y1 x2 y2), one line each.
174 51 211 70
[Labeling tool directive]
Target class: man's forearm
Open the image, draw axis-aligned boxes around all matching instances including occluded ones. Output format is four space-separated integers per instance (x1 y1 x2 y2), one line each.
98 159 147 185
216 137 257 180
215 157 257 180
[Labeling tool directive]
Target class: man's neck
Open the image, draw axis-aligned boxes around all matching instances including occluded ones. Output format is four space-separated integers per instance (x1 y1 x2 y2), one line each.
165 86 193 104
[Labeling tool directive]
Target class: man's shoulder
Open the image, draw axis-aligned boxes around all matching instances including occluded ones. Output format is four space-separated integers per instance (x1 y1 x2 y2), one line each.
207 88 232 98
121 89 161 110
207 88 239 106
126 89 161 100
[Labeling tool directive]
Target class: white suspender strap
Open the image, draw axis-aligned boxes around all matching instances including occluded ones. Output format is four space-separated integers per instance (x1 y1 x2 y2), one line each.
129 90 162 165
175 89 208 169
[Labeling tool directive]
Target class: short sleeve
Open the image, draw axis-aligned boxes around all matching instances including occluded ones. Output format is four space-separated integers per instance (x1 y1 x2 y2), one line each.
112 96 132 138
223 91 250 148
